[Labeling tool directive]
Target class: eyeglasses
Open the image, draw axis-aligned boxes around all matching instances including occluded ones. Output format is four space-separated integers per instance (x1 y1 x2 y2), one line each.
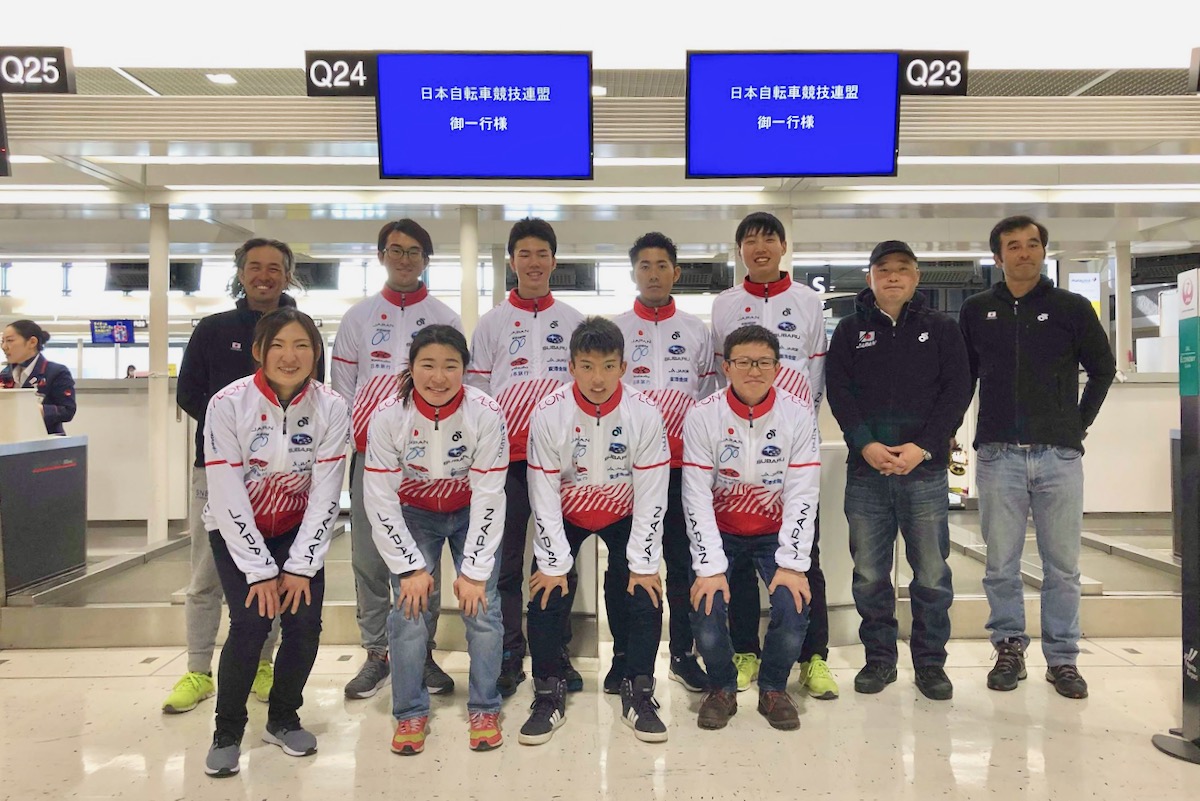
726 357 779 372
384 246 425 261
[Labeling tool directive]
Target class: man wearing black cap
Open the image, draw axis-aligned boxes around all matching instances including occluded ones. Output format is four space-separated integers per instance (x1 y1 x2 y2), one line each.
824 240 972 700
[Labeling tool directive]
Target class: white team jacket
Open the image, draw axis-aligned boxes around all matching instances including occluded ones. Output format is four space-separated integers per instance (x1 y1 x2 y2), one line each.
526 382 670 577
465 289 584 462
362 385 509 582
710 273 828 409
331 284 463 452
681 386 820 577
203 372 350 584
613 297 717 468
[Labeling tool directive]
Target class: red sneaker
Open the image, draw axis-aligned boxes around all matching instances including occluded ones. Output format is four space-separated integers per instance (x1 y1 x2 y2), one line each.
469 711 503 751
391 716 428 755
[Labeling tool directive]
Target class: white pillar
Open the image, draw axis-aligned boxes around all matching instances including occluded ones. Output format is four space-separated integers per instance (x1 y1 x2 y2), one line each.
148 204 170 544
459 206 480 338
1114 242 1134 372
492 245 507 307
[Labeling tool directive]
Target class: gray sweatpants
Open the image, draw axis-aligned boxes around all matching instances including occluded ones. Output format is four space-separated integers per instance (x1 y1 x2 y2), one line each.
186 467 278 673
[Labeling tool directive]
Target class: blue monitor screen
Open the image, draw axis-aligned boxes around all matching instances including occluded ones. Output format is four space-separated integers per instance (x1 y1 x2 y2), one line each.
376 52 593 180
687 51 900 178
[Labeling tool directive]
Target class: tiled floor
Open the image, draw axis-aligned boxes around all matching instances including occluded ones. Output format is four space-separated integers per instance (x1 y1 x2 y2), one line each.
0 639 1194 800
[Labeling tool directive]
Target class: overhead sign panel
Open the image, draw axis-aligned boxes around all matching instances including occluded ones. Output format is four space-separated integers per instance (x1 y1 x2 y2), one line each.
304 51 377 97
687 51 900 178
900 51 969 96
0 47 75 94
375 51 593 180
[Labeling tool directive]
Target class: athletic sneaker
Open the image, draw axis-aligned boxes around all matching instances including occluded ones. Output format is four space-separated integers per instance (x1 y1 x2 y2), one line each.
561 648 584 693
668 654 708 692
391 716 428 756
518 677 567 746
757 690 800 730
987 638 1027 691
204 733 240 777
424 651 455 695
732 652 760 692
163 672 215 714
496 651 526 698
603 653 627 695
251 660 273 703
915 667 954 701
262 721 317 757
344 651 389 699
799 655 839 700
854 662 898 694
469 711 503 751
620 676 668 742
697 689 738 730
1046 664 1088 699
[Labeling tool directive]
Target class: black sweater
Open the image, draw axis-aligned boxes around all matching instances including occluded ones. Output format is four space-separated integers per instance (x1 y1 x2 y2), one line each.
958 276 1116 452
826 289 973 474
177 295 325 467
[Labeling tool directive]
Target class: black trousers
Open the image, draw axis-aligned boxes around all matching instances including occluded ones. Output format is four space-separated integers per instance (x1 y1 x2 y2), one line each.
528 517 662 680
498 460 577 659
210 528 324 741
728 512 829 662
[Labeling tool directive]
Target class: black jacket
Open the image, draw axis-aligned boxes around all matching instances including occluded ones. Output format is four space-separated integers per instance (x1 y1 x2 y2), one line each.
826 289 972 474
0 353 77 435
958 276 1116 452
177 295 325 467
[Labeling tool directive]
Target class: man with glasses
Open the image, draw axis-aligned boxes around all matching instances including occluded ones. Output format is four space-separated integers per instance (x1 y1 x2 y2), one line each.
333 219 464 700
710 211 836 701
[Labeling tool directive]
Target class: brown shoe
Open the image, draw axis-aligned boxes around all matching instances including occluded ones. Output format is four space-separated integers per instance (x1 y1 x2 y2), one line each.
757 690 800 730
697 689 738 729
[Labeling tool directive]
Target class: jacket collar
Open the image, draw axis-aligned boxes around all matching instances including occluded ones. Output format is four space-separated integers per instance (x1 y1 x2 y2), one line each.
725 385 776 421
572 381 623 418
235 293 299 315
507 288 556 313
381 283 429 307
994 275 1053 304
855 287 927 325
413 385 465 421
253 369 311 408
743 271 792 299
633 296 676 322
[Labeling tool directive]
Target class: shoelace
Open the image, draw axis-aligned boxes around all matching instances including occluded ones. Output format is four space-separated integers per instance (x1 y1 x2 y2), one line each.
994 646 1023 672
469 712 499 730
633 691 661 717
762 691 796 712
1051 665 1082 682
808 658 833 680
396 718 425 734
529 693 559 716
178 673 207 692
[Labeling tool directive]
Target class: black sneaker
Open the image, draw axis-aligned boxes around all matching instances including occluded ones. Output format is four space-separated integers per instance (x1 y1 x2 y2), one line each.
1046 664 1088 699
603 653 627 695
344 651 389 699
668 654 708 692
854 662 898 694
987 638 1027 691
914 666 954 700
620 675 668 742
497 651 526 699
424 651 455 695
518 677 567 745
561 647 584 693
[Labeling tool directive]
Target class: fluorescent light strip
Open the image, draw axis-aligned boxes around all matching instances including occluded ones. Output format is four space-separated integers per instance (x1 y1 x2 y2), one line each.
112 67 161 97
899 155 1200 166
90 155 689 167
0 185 110 191
163 184 765 192
835 183 1200 192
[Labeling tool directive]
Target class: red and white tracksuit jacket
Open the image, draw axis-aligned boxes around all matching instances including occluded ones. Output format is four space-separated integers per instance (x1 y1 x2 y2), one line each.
362 385 509 582
613 297 717 468
465 289 584 462
331 283 463 452
526 382 670 577
710 272 828 409
203 372 350 584
681 386 820 577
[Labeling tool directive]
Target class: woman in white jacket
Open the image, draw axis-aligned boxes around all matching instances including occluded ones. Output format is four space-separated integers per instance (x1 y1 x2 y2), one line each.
201 308 350 778
364 325 509 755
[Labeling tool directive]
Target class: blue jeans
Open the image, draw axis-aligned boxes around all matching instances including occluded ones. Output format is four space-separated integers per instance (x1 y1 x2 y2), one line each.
387 505 503 719
976 442 1084 666
844 468 953 668
691 533 811 692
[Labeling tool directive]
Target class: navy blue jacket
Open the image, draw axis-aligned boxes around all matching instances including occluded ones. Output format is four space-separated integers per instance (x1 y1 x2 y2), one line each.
826 289 972 474
1 353 77 435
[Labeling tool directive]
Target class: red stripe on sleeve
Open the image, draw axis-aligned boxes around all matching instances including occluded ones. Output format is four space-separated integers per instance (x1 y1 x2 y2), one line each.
332 356 358 365
788 462 821 468
633 459 670 471
469 464 511 474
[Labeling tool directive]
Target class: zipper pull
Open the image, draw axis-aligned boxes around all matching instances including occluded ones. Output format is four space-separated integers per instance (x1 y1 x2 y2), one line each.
434 408 440 431
748 406 754 429
595 405 601 426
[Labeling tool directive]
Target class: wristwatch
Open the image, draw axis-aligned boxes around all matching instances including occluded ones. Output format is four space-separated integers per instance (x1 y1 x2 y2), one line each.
921 448 932 462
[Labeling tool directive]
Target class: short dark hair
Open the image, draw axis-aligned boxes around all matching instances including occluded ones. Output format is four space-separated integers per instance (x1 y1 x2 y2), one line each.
723 324 780 361
735 212 787 247
989 215 1049 257
399 324 470 405
5 319 50 351
231 237 298 299
376 219 434 262
507 217 557 257
569 316 624 361
629 232 678 266
252 308 323 381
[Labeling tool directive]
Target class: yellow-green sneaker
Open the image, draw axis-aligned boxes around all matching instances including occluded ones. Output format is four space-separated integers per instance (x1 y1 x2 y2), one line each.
732 652 760 693
252 660 274 703
799 655 839 700
162 671 215 714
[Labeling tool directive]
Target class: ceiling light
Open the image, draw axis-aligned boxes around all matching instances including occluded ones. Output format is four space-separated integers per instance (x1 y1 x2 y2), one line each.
591 85 607 97
205 73 237 85
898 155 1200 166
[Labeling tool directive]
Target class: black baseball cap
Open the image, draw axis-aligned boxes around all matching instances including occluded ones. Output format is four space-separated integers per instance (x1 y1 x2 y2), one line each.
869 240 917 266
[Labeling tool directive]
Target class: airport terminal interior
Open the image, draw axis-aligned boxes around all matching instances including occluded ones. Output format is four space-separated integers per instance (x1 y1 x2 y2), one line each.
2 4 1200 799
